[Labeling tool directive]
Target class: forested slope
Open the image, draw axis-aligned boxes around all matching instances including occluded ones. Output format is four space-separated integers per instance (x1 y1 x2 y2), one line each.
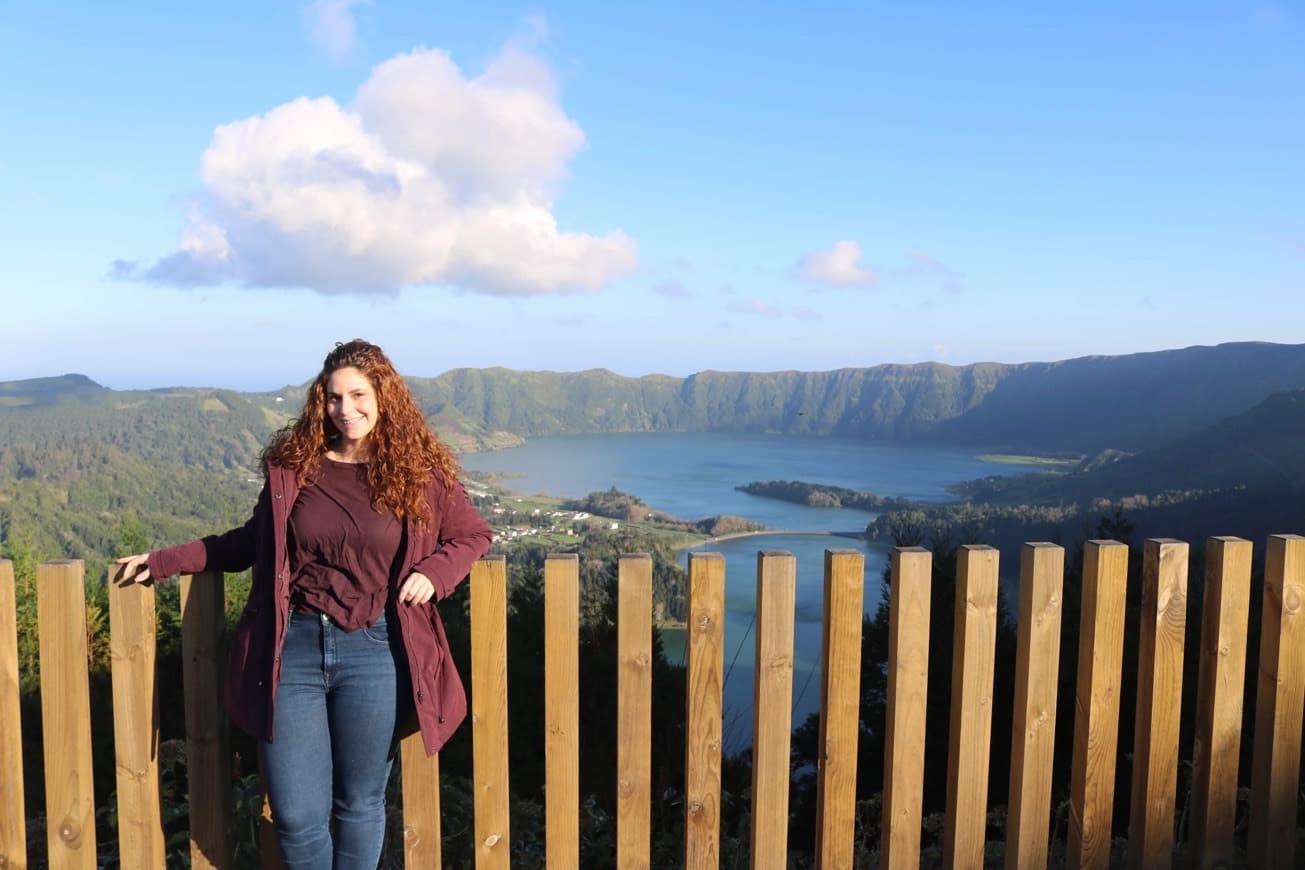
410 341 1305 451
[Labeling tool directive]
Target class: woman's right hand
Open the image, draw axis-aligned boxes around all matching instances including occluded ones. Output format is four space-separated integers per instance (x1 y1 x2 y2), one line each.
115 553 153 585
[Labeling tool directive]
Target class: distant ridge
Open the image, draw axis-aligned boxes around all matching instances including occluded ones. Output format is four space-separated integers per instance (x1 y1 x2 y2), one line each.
5 341 1305 454
406 341 1305 452
1078 386 1305 495
0 373 105 404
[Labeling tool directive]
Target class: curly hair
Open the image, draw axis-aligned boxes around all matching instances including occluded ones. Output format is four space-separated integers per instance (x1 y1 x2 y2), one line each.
261 339 460 524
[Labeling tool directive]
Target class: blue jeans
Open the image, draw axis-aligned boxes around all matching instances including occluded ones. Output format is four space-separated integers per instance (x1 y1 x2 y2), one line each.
260 610 408 869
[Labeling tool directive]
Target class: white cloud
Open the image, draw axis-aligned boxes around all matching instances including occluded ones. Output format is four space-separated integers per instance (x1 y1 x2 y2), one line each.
728 300 782 319
305 0 369 62
120 45 637 296
795 240 877 288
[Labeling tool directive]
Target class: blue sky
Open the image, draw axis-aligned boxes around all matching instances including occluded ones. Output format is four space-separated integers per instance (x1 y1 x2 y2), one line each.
2 1 1302 390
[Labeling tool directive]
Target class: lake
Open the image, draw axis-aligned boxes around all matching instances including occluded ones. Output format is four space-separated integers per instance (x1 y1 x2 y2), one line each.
461 432 1003 530
461 433 1008 748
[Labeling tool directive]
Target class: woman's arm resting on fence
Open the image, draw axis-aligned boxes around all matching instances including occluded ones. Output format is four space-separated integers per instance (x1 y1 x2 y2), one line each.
114 552 154 584
116 484 270 584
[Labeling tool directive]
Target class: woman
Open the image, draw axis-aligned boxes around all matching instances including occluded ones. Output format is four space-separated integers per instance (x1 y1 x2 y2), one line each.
117 339 493 867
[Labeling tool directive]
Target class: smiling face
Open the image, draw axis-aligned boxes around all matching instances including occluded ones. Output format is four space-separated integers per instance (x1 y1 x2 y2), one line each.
325 366 380 456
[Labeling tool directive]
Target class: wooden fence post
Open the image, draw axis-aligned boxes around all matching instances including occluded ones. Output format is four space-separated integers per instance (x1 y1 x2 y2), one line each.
751 551 795 869
399 733 440 869
617 554 652 870
545 554 580 870
36 559 96 868
0 559 26 869
107 564 164 867
943 545 999 869
815 549 864 868
883 546 931 870
1005 542 1064 870
471 556 510 868
180 570 232 870
1190 537 1251 869
1247 534 1305 869
1127 539 1188 869
1067 540 1129 870
684 552 724 868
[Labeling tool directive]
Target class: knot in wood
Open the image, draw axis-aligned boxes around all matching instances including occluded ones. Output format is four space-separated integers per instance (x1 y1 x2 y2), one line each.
695 612 713 631
767 655 792 672
59 820 78 843
1219 644 1231 657
483 832 502 849
688 800 704 816
1284 584 1303 614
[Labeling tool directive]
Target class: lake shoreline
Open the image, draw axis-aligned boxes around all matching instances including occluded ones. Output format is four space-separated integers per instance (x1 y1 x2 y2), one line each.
694 527 868 546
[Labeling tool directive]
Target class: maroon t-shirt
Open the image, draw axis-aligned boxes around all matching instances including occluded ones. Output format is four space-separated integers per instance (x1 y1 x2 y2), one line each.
287 457 403 631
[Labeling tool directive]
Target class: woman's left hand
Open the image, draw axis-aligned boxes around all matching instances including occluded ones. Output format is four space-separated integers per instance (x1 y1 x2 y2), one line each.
397 571 435 605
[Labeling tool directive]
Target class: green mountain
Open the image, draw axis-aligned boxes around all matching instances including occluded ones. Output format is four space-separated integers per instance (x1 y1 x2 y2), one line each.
985 387 1305 502
0 384 288 561
0 373 107 406
9 342 1305 457
908 386 1305 548
394 341 1305 452
5 340 1305 564
932 342 1305 451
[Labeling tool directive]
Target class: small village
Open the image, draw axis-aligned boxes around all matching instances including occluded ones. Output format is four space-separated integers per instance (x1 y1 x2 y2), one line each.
464 484 622 546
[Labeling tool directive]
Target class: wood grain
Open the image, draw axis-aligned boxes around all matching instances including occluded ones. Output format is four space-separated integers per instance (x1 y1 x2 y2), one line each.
814 549 864 869
1126 539 1188 870
545 554 580 869
684 552 724 869
750 551 795 869
0 559 27 870
943 545 998 869
1189 537 1251 869
471 557 511 868
1247 534 1305 869
36 560 96 868
180 571 232 870
1005 543 1064 870
1066 540 1129 870
107 563 164 868
400 732 441 868
882 547 931 870
617 554 652 870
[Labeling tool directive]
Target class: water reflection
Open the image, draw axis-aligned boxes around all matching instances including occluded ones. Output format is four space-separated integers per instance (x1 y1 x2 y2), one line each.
662 533 889 752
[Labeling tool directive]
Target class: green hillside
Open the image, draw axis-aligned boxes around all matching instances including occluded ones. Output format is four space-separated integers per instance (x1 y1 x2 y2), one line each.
401 341 1305 452
5 341 1305 568
0 384 282 566
953 387 1305 505
0 373 107 406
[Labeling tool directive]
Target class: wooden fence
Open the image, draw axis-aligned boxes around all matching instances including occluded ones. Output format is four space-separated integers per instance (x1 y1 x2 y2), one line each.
1 534 1303 868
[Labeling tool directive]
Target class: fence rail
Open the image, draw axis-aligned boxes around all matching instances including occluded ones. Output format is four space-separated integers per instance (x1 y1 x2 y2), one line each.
2 533 1303 868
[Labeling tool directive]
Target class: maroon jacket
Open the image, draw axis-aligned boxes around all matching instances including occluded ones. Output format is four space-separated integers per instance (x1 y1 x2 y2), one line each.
148 462 493 756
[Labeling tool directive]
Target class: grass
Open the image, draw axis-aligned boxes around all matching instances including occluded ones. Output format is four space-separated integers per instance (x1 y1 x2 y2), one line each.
978 453 1078 469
